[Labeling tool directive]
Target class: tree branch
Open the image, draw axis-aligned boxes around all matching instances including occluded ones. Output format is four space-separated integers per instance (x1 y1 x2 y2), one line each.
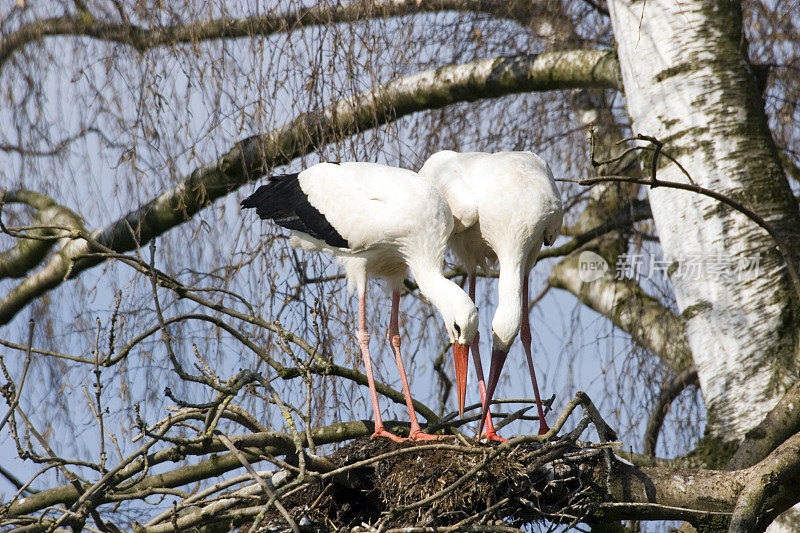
729 431 800 532
581 132 800 314
727 379 800 470
13 391 800 531
0 0 564 69
572 171 800 305
5 420 380 517
0 49 621 325
643 367 699 456
0 190 84 280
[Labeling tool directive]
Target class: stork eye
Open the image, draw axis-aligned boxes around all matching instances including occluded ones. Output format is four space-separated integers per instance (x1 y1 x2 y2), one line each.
453 323 461 336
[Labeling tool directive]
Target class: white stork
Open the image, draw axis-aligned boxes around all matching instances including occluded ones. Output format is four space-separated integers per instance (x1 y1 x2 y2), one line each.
419 151 562 440
242 162 478 442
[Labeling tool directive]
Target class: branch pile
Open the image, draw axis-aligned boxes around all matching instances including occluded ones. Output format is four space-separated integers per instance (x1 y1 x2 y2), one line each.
270 435 600 531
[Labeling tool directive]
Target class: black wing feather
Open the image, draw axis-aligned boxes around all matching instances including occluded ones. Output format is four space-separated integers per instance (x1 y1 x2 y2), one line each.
241 172 349 248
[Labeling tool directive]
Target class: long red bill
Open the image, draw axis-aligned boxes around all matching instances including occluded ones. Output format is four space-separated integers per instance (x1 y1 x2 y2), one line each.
477 348 508 438
453 342 469 415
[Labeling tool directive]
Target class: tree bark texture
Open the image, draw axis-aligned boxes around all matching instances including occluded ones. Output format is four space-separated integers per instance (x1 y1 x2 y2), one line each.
608 0 800 439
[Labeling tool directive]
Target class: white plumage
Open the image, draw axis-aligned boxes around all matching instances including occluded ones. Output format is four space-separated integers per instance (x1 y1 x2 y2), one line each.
419 150 563 439
242 161 478 442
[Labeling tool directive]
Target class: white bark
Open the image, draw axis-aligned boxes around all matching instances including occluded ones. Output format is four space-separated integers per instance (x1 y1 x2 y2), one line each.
608 1 800 438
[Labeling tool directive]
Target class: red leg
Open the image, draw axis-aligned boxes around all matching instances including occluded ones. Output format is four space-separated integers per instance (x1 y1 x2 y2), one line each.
358 288 404 442
387 291 443 441
468 274 506 442
521 274 549 435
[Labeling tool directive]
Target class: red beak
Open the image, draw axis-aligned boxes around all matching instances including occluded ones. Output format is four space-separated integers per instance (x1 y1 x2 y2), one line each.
453 342 469 415
477 348 508 438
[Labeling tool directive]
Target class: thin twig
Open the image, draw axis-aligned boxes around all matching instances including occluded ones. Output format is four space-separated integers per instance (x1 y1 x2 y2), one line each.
216 433 299 533
0 320 34 433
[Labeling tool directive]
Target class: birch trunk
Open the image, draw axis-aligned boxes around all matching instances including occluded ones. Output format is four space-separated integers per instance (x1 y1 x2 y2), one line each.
607 0 800 440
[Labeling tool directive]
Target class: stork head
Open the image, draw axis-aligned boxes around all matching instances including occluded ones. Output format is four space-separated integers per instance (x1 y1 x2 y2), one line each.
491 312 521 355
436 284 478 417
411 267 479 417
448 294 479 347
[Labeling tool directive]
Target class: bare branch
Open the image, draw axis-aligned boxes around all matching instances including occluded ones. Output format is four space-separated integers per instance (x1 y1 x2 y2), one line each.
12 389 800 532
0 0 565 69
60 239 443 425
6 419 388 517
571 171 800 303
0 320 34 433
0 127 104 157
217 433 299 533
643 367 699 456
583 132 800 311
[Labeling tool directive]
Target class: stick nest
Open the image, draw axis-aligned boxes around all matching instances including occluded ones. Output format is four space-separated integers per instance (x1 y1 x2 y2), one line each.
246 434 604 532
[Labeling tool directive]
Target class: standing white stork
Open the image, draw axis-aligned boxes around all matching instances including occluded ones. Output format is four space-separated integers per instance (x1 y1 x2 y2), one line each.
419 151 562 440
241 162 478 442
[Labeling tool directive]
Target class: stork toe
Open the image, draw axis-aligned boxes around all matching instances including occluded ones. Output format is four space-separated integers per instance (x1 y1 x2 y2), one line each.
408 429 446 441
372 428 406 443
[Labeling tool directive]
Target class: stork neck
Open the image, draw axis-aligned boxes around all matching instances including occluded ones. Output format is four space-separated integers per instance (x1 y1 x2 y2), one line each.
492 260 524 350
409 258 478 346
410 262 458 313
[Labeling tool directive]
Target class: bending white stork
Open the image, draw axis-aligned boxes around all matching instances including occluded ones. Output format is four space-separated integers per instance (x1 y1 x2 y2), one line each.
419 150 562 440
242 162 478 442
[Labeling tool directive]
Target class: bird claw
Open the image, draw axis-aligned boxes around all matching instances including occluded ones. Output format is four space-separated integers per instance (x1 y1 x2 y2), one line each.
371 429 406 443
408 429 446 441
482 431 508 442
537 423 551 436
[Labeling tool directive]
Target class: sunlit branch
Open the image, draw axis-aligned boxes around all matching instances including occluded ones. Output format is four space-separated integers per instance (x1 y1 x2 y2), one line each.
0 190 84 280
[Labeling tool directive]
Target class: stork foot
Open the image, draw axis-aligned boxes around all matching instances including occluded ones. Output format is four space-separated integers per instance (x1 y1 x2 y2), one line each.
537 422 551 436
482 430 508 442
409 429 446 441
372 428 406 443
